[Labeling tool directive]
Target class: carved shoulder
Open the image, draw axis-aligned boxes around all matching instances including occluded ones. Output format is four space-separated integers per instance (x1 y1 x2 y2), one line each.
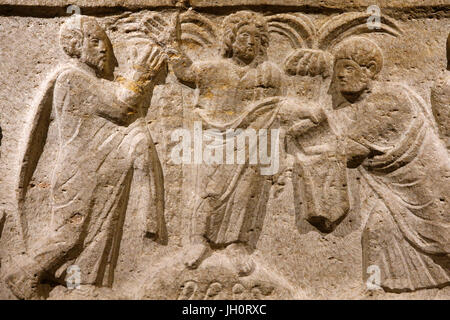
350 84 415 148
54 67 91 86
431 74 450 116
431 73 450 143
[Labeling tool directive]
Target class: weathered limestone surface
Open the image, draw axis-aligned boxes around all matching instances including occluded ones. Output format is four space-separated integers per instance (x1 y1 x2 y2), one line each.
0 0 449 9
0 0 449 6
0 0 449 300
189 0 450 8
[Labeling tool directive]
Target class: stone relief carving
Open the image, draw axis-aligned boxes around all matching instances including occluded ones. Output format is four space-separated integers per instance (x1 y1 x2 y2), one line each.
280 13 401 233
0 124 3 246
328 37 449 292
0 3 448 300
431 32 450 152
268 12 449 291
282 17 449 290
3 15 167 299
169 10 286 276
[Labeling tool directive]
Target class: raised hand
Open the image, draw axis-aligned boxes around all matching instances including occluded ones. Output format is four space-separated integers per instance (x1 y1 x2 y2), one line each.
144 45 168 80
128 44 168 82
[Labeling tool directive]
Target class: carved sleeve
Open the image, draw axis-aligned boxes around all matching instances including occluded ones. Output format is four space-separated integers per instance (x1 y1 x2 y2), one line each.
345 90 413 166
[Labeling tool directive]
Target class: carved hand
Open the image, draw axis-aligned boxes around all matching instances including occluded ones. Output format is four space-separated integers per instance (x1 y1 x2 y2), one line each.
134 45 167 82
144 46 168 80
345 138 371 168
287 119 318 138
279 98 325 137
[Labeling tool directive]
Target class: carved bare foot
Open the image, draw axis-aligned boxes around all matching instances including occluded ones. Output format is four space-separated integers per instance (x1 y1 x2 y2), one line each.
234 257 255 277
183 243 209 270
178 281 198 300
5 267 40 300
228 243 255 277
4 255 43 300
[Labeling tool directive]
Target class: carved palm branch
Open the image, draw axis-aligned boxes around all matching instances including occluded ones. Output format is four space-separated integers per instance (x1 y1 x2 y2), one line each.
179 10 218 48
106 11 175 48
316 12 403 51
275 12 403 77
266 13 316 49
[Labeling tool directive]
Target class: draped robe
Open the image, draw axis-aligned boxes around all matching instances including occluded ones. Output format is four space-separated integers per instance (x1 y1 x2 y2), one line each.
16 65 165 286
187 59 282 248
346 84 450 291
285 102 350 233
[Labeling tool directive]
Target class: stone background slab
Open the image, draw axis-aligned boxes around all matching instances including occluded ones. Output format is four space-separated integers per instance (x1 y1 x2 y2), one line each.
0 0 449 9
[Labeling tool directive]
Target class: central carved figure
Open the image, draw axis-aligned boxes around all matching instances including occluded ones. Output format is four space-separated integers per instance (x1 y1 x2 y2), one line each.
170 11 284 276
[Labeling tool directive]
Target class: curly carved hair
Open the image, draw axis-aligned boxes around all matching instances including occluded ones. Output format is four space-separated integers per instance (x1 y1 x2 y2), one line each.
221 11 269 59
333 37 383 76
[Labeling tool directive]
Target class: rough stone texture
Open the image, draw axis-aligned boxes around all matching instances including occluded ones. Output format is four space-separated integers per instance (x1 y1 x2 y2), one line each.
0 0 449 7
0 1 177 7
0 1 449 300
189 0 450 8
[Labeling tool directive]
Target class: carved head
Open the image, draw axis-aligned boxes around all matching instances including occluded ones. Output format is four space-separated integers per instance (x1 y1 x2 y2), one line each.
222 11 269 65
332 37 383 101
60 16 118 79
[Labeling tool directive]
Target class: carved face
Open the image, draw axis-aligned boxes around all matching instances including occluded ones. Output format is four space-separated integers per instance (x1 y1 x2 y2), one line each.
232 24 261 65
81 24 116 78
333 59 371 99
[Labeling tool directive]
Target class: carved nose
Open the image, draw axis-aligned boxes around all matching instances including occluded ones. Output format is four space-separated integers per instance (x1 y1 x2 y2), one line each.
99 41 106 52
